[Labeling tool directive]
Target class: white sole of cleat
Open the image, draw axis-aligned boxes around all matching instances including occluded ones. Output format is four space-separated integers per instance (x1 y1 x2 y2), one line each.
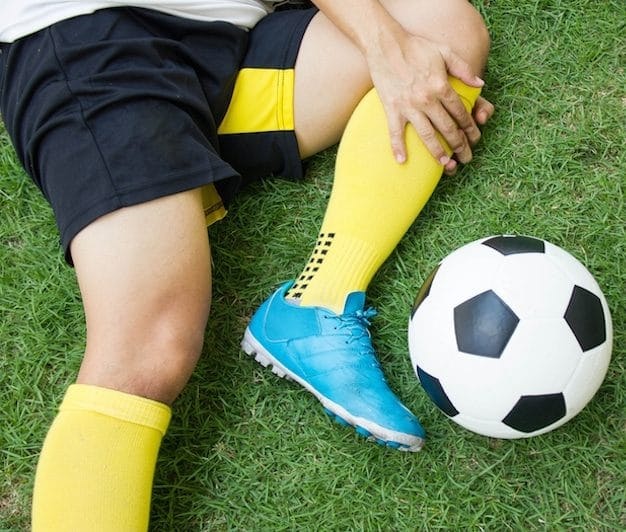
242 328 424 452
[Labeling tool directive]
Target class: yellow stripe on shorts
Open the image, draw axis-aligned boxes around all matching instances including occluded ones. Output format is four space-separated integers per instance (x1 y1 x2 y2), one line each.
202 183 227 226
206 68 295 227
218 68 295 134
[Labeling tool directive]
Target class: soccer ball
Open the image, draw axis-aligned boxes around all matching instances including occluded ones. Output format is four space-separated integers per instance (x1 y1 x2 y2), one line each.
408 235 612 439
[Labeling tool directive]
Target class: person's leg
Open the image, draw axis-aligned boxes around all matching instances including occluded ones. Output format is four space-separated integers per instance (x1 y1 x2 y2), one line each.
2 10 249 528
72 190 211 404
294 0 490 158
32 190 212 530
289 0 489 312
244 0 489 450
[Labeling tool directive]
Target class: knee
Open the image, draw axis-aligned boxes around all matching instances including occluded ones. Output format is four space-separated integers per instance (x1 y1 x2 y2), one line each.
450 0 491 74
79 299 210 405
391 0 491 74
135 312 207 402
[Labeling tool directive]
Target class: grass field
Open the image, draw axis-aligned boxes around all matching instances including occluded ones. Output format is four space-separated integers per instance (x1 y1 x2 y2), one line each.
1 1 625 530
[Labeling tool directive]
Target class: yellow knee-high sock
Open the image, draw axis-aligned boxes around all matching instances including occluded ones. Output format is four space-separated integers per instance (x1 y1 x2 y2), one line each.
32 384 171 532
286 78 481 314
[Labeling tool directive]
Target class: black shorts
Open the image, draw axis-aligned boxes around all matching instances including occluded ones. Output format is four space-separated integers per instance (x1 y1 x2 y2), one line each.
0 6 316 262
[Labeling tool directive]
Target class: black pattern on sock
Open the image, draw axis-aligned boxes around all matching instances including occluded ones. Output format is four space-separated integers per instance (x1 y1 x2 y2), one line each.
287 232 335 300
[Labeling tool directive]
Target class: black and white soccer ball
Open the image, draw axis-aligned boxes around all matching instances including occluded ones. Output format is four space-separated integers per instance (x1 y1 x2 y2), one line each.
408 235 612 439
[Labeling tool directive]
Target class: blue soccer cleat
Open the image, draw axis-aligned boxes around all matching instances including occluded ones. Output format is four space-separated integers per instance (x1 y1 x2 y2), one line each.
242 282 425 451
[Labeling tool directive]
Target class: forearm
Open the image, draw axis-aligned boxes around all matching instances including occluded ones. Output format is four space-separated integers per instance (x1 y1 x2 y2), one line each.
310 0 406 59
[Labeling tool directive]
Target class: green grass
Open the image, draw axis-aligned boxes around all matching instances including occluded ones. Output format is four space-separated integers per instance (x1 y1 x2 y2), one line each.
1 1 625 529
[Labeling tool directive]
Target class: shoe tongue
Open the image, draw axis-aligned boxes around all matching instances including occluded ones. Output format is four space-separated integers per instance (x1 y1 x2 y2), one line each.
342 291 366 314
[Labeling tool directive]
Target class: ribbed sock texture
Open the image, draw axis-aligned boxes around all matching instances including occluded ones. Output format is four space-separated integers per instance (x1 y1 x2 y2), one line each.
287 78 481 313
31 384 171 531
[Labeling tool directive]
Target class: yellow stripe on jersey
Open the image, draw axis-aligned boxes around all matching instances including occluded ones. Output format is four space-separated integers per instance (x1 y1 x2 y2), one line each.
218 68 295 134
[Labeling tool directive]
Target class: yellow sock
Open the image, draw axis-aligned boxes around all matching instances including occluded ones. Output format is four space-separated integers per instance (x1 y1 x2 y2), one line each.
32 384 171 532
286 78 481 314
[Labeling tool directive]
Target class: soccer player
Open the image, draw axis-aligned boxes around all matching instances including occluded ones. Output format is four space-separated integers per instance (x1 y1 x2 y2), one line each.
0 0 492 529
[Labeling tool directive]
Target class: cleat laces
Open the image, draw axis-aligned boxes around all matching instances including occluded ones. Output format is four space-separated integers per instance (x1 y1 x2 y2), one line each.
326 307 378 346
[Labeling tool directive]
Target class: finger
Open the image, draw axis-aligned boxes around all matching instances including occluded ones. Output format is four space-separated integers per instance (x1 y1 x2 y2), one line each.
441 88 482 147
424 102 473 164
473 96 495 125
443 159 457 176
406 111 451 166
440 46 484 88
386 112 408 164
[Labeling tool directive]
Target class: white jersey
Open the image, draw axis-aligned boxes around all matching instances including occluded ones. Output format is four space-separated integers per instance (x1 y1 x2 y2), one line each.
0 1 283 43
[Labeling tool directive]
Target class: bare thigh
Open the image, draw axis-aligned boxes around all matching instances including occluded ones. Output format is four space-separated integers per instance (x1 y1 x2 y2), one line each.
70 189 212 404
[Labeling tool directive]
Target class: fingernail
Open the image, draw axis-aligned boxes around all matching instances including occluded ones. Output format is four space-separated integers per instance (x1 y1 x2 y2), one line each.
395 152 406 164
476 77 485 86
439 155 450 166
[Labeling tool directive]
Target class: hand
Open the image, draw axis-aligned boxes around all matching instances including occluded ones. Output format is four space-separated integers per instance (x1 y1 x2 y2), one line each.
364 29 484 166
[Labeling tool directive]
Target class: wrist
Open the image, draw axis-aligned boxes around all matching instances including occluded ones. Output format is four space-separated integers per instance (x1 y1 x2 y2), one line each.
313 0 403 56
355 3 406 57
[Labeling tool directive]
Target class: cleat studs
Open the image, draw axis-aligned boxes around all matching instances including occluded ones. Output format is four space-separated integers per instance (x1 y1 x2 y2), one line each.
271 365 285 378
254 354 270 368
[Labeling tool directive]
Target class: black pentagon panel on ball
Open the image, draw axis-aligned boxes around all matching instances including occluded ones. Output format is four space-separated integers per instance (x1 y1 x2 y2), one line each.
454 290 519 358
416 366 459 417
502 393 566 433
482 235 546 255
411 264 440 318
564 285 607 352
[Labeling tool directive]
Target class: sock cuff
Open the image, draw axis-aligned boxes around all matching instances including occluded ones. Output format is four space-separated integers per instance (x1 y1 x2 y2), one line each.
60 384 172 436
